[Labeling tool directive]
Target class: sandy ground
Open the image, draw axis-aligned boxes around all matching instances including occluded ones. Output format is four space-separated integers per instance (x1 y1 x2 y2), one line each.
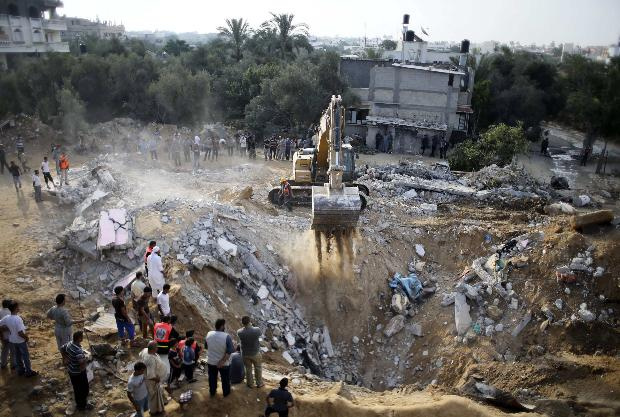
0 120 619 417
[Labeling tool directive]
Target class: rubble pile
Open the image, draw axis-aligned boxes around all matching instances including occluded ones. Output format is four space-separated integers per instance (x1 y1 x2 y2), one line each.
357 161 550 211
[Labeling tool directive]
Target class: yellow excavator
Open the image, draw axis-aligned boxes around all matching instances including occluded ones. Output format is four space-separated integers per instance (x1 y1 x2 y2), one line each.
268 96 368 230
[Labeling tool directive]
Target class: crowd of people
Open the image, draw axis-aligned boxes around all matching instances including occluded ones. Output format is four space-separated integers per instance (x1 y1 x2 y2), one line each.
1 139 70 200
0 238 295 416
263 135 310 161
374 130 450 159
137 128 258 171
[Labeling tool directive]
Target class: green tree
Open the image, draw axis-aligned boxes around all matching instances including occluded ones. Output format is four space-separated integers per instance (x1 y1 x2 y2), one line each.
449 123 528 171
163 38 190 57
217 18 251 61
363 48 383 59
148 63 210 124
57 85 87 146
261 13 310 60
380 39 397 51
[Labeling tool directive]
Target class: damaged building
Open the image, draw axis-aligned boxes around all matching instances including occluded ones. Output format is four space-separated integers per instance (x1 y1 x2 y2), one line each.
0 0 69 69
340 17 474 152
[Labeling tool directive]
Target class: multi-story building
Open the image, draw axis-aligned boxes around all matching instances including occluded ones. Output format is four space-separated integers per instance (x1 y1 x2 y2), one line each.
0 0 69 69
341 39 474 152
59 16 125 41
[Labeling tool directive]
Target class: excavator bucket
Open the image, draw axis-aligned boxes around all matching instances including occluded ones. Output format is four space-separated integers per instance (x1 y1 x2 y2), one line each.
311 184 362 230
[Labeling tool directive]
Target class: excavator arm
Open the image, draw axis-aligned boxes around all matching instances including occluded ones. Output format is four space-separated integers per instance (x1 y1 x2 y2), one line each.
311 96 363 231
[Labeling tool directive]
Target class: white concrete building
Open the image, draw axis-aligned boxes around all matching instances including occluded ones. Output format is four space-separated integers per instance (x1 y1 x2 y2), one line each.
60 16 125 41
0 0 69 69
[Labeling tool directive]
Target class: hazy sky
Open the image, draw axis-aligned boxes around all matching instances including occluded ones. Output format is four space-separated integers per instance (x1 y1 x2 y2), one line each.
59 0 619 45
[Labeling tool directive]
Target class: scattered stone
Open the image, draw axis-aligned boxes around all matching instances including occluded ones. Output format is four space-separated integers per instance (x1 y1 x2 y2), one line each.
554 299 563 310
550 176 569 190
409 323 423 337
415 244 425 257
578 304 596 322
509 298 519 310
454 293 472 336
352 336 359 344
384 315 406 338
486 305 503 321
593 267 605 278
556 266 576 283
440 292 455 307
544 202 575 215
217 238 238 256
572 195 591 207
571 210 614 231
257 285 269 300
282 351 295 365
391 293 409 315
511 311 532 337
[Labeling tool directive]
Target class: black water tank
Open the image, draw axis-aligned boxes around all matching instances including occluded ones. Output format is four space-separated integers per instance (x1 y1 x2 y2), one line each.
403 14 410 25
460 39 470 54
79 43 87 54
405 30 415 42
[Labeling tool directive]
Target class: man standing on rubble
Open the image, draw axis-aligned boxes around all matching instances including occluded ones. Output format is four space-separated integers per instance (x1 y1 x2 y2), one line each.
8 161 22 192
237 316 263 388
61 331 93 411
51 144 62 176
131 271 147 307
421 134 429 155
191 141 200 174
0 299 14 370
205 318 234 397
139 341 167 415
431 134 439 157
59 153 70 186
144 241 156 278
112 286 135 345
41 156 55 189
137 287 155 340
146 246 165 296
0 301 37 377
31 170 42 202
172 134 182 167
157 284 171 318
0 143 8 174
46 294 84 353
375 131 383 152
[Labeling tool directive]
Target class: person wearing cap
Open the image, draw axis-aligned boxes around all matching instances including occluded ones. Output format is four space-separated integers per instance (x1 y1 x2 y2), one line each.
264 378 294 417
146 246 165 297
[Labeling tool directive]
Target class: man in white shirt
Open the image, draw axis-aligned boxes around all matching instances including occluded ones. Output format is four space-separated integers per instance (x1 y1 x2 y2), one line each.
32 170 42 202
41 156 55 189
139 341 166 414
146 247 165 297
156 284 171 317
0 301 37 377
0 299 14 369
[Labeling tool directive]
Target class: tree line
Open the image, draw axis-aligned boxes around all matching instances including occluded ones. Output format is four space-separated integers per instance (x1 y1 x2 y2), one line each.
0 13 353 139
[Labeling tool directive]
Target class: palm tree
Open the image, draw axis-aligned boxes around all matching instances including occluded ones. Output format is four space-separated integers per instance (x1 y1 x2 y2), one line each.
217 18 250 61
261 13 309 59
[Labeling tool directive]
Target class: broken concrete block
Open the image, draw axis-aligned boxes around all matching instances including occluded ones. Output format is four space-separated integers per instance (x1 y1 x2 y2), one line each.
511 311 532 337
109 208 131 249
322 327 335 357
285 332 296 347
257 285 269 300
415 244 425 257
454 293 472 336
409 323 423 337
420 203 437 212
440 292 455 307
97 211 115 250
282 351 295 365
578 305 596 322
544 202 575 215
571 210 614 231
384 315 405 338
573 195 591 207
593 267 605 278
402 189 418 200
76 188 109 215
486 305 503 321
217 238 238 256
556 266 577 283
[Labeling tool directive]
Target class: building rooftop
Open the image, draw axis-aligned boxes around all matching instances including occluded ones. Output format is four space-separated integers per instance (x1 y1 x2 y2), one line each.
392 63 465 76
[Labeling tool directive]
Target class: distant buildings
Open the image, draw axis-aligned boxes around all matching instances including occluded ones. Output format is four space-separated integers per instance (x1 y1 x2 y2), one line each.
59 16 125 41
0 0 69 69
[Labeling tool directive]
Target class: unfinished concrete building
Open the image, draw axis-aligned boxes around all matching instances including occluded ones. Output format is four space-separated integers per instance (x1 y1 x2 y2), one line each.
0 0 69 69
341 40 474 152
